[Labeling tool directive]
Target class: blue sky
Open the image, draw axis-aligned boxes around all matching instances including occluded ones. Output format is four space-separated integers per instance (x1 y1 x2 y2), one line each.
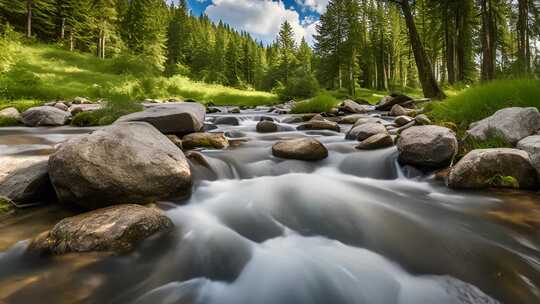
179 0 328 44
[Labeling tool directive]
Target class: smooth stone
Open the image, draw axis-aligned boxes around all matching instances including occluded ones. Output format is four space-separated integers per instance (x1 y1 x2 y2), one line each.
272 138 328 161
54 103 69 111
415 114 432 125
517 135 540 174
356 133 394 150
21 106 71 127
0 107 21 121
182 132 229 149
375 94 413 111
340 114 370 124
48 122 192 209
281 116 304 124
28 204 173 255
397 125 458 168
297 120 340 132
389 104 411 117
214 116 240 126
395 115 414 127
256 121 279 133
339 100 371 114
448 148 538 190
346 122 387 141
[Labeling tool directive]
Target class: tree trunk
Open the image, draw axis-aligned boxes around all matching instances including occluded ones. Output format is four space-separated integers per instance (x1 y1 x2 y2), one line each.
26 0 32 38
399 0 445 99
69 30 74 51
444 7 456 85
61 18 65 40
480 0 496 81
517 0 529 74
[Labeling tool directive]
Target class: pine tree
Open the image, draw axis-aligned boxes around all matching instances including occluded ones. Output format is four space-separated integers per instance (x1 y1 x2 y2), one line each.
277 21 297 85
225 36 240 86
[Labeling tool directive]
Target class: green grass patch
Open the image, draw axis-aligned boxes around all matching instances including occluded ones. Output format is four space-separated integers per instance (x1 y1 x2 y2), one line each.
457 132 513 160
291 93 339 114
430 78 540 130
71 99 143 127
0 116 20 126
0 43 278 109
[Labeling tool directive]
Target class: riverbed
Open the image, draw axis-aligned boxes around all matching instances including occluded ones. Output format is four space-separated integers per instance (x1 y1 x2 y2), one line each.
0 108 539 304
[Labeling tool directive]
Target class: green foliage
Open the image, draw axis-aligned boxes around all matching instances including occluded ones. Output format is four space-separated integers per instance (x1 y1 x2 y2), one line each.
108 54 160 76
291 93 339 114
486 175 520 189
430 78 540 130
0 116 19 126
0 196 14 213
458 132 513 160
274 72 320 101
72 99 142 127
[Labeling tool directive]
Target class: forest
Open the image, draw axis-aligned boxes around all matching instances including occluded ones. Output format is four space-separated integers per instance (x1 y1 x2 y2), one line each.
0 0 539 103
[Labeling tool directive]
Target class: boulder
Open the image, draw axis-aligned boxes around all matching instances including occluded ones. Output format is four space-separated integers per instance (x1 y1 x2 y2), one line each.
69 104 102 116
389 104 410 117
414 114 432 125
297 120 340 132
375 94 413 111
272 138 328 161
116 103 205 135
0 157 55 206
281 116 303 124
397 125 458 168
466 107 540 145
21 106 71 127
310 114 325 121
48 122 192 209
339 100 371 114
517 135 540 173
256 120 279 133
71 97 92 104
214 116 240 126
54 103 69 112
346 122 387 141
352 117 386 128
448 148 538 190
166 134 183 149
0 107 21 121
182 132 229 150
395 116 414 127
356 133 394 150
229 107 241 114
28 204 173 255
340 114 369 124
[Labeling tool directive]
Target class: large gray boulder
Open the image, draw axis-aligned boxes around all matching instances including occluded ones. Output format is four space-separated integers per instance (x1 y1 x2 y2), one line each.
21 106 71 127
448 148 538 190
272 138 328 161
346 122 387 141
48 122 192 209
0 158 55 206
28 204 173 255
398 126 458 168
466 107 540 145
517 135 540 174
116 103 205 135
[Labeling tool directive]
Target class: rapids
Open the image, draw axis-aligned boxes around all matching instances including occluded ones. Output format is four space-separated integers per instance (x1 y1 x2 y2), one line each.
0 107 539 304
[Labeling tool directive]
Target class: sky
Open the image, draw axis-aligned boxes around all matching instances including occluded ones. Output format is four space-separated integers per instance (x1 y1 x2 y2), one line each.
183 0 329 45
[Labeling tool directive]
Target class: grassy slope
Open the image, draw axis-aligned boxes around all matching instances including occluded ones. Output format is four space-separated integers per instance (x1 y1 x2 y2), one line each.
0 43 278 111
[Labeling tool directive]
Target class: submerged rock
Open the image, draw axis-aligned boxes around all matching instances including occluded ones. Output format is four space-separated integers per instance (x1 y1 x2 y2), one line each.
448 148 538 190
346 122 387 141
214 116 240 126
272 138 328 161
182 132 229 150
356 133 394 150
397 125 458 168
48 122 192 209
116 103 205 135
466 107 540 145
21 106 71 127
28 204 173 255
297 120 340 132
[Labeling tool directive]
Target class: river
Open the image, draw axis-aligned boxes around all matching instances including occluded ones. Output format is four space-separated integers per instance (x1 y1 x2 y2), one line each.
0 107 539 304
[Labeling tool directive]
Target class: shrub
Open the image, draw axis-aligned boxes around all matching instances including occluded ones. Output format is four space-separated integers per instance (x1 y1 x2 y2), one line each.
291 93 339 114
275 73 319 101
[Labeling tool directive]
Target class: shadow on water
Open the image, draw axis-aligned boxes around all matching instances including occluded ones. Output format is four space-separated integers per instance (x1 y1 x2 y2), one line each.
0 111 539 303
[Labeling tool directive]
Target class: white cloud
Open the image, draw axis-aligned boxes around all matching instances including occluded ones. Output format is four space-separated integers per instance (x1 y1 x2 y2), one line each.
205 0 317 45
295 0 329 14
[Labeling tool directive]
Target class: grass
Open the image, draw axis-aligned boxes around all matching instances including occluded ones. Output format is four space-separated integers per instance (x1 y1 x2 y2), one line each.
429 78 540 130
0 116 20 126
457 132 513 159
0 43 279 111
291 93 339 114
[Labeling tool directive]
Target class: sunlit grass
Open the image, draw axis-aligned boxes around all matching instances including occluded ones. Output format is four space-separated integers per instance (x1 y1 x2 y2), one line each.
291 93 339 113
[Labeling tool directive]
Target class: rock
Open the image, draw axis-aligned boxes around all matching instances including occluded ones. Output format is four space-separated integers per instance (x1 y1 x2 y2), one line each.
258 116 275 122
448 148 538 190
206 107 221 114
21 106 71 127
281 116 303 124
256 120 278 133
310 114 325 121
69 104 102 116
297 120 340 132
54 103 69 112
395 116 414 127
116 103 205 135
466 107 540 145
229 107 240 114
396 120 416 134
389 104 409 117
0 157 55 206
339 100 371 114
214 116 240 126
346 122 387 141
415 114 432 125
28 204 173 255
352 117 386 128
375 94 413 111
340 114 369 124
397 125 458 168
182 132 229 150
48 122 192 209
0 107 21 121
71 97 92 104
517 135 540 174
356 133 394 150
166 134 183 149
272 138 328 161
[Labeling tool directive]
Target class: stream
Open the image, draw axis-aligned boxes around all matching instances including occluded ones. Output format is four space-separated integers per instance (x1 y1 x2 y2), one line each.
0 107 539 304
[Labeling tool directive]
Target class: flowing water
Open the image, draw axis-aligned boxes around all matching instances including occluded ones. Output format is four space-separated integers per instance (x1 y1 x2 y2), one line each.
0 108 539 304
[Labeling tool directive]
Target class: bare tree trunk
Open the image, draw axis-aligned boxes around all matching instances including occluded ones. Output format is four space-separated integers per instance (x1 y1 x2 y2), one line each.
102 33 106 59
61 18 66 40
517 0 529 74
69 29 74 51
398 0 445 99
26 0 32 38
481 0 496 81
444 7 456 85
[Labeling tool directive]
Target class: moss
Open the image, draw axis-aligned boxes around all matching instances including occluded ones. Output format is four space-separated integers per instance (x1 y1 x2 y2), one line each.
487 175 520 189
0 116 19 126
0 196 14 213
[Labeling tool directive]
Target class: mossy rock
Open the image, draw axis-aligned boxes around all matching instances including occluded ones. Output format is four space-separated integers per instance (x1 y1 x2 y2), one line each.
487 175 520 189
0 196 15 213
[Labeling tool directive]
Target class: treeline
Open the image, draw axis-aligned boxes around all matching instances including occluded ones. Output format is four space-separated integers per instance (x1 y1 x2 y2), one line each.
315 0 540 99
0 0 539 100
